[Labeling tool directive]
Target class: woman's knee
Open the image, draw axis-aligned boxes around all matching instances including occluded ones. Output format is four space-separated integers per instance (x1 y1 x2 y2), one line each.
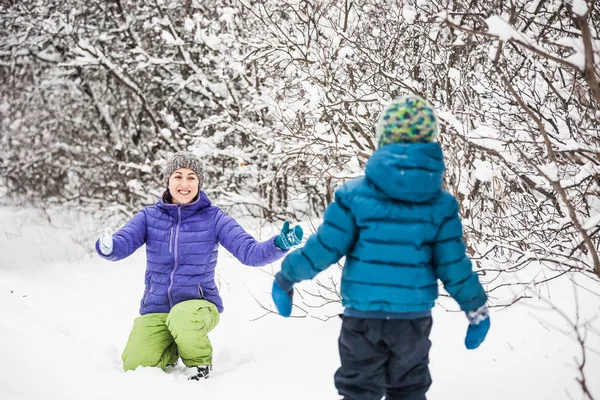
167 300 219 333
121 313 172 371
122 348 160 371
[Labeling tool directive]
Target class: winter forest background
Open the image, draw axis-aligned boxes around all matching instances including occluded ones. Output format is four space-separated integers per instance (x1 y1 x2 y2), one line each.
1 0 599 398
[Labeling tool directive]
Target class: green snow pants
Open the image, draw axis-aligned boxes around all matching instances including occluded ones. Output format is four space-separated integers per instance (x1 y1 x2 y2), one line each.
121 299 220 371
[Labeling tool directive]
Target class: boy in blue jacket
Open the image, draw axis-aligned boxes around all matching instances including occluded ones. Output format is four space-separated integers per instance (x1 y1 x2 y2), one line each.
271 96 490 400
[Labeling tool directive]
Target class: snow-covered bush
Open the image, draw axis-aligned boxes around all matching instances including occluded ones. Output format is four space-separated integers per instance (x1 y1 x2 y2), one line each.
1 0 598 281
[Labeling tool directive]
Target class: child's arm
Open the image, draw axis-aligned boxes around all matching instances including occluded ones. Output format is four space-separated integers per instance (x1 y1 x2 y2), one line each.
272 192 357 316
215 210 290 266
279 191 357 284
95 211 147 261
432 196 490 349
432 195 487 312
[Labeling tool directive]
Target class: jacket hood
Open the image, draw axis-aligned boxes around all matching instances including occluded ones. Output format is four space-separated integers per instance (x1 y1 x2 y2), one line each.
365 142 445 203
157 190 212 219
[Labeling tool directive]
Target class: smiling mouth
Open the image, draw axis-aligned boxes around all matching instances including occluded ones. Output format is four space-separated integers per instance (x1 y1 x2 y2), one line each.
178 190 191 195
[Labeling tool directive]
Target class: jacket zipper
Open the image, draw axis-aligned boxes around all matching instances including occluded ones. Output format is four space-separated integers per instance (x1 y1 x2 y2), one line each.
169 226 173 253
167 206 182 309
198 284 204 299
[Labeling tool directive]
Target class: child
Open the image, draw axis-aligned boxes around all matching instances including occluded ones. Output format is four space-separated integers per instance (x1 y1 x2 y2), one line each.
271 96 490 399
96 151 303 380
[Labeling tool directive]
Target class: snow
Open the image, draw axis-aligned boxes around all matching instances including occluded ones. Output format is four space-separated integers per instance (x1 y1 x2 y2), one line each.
582 213 600 230
301 81 322 109
402 5 417 24
448 67 461 85
467 125 506 153
219 7 237 25
160 128 172 139
571 0 589 16
161 30 184 46
338 46 354 58
485 16 521 42
473 160 497 182
184 18 195 33
484 14 587 70
196 29 221 49
0 207 599 400
315 122 330 135
564 52 587 70
540 162 559 182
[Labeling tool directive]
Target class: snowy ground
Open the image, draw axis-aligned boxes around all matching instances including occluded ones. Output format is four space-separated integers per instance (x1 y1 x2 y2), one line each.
0 206 598 400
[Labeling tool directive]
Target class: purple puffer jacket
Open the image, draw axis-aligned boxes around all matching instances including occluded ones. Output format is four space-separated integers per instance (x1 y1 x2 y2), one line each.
95 191 287 314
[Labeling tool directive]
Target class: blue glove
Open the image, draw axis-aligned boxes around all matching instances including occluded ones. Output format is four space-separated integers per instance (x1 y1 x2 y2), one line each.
465 305 490 350
274 221 304 250
272 272 294 317
98 227 113 255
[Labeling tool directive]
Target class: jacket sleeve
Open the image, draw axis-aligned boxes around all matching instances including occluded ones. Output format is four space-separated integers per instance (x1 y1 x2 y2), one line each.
95 210 147 261
280 190 357 283
215 210 287 267
432 196 487 312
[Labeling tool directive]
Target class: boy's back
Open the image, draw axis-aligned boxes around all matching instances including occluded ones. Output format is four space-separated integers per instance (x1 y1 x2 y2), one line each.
335 141 487 318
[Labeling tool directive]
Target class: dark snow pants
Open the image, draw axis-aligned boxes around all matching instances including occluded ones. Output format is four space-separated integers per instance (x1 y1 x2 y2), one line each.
334 316 433 400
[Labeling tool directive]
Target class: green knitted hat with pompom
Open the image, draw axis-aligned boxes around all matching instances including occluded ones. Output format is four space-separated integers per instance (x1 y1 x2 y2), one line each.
376 95 439 147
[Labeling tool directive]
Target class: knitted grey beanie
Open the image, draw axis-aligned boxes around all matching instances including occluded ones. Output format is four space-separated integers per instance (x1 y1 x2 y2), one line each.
162 151 204 188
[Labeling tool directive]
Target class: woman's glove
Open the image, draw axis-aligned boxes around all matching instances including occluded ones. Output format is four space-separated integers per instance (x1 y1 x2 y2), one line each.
272 272 294 317
98 227 114 255
464 304 490 349
274 221 304 250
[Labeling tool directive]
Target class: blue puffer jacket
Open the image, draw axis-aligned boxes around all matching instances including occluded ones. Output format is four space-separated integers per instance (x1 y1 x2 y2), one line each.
96 191 287 314
280 142 487 318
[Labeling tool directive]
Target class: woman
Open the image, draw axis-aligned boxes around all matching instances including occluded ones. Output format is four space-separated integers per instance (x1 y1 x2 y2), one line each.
96 151 303 380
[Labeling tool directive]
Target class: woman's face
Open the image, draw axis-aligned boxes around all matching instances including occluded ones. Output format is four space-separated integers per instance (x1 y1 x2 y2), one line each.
168 168 199 204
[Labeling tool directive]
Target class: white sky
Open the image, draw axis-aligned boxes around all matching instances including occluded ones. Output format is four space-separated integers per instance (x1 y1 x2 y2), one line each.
0 206 599 400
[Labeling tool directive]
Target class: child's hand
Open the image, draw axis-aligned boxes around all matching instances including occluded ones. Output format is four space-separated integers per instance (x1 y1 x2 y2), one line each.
464 304 490 349
98 227 114 255
275 221 304 250
272 272 294 317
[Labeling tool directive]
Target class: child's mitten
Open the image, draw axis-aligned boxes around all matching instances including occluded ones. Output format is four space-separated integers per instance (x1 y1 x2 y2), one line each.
465 304 490 349
275 221 304 250
272 272 295 317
